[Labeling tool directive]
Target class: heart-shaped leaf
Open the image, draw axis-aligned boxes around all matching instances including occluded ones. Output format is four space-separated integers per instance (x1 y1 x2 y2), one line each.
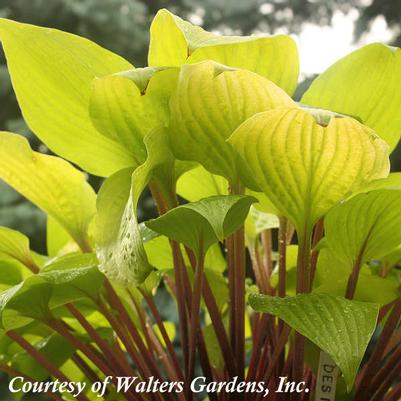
250 293 379 390
229 107 389 234
90 67 179 164
302 43 401 151
170 61 295 182
0 18 134 176
0 255 103 330
177 165 280 249
324 189 401 267
146 195 256 255
148 9 299 95
177 165 279 219
0 132 96 252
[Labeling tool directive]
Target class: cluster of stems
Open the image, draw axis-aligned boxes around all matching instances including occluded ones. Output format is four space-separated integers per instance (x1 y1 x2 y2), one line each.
2 183 401 401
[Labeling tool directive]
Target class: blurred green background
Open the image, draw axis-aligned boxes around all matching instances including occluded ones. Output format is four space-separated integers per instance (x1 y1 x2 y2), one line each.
0 0 401 399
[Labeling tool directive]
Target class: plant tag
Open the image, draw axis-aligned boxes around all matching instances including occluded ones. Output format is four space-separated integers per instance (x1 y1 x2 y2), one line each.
315 351 339 401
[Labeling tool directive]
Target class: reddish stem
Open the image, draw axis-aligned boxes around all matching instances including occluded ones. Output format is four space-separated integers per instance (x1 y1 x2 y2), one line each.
278 217 288 298
254 326 291 401
143 291 184 381
309 218 324 289
7 330 90 401
184 245 237 377
292 226 312 401
103 281 162 379
186 246 205 390
67 304 134 377
355 299 401 400
369 343 401 401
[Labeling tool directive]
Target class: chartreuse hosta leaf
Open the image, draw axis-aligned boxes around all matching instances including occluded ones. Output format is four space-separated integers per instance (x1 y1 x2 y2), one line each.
96 128 173 286
250 293 379 390
324 189 401 267
229 107 390 234
42 252 98 272
0 227 37 271
0 253 103 330
381 244 401 268
177 165 279 246
302 44 401 151
145 234 225 272
177 164 278 214
314 249 400 306
177 165 228 202
170 61 296 182
0 258 24 290
95 167 148 286
357 172 401 193
149 9 299 95
0 18 135 176
90 67 179 164
146 195 256 256
153 321 176 349
203 323 224 371
245 206 280 244
0 132 96 252
46 216 77 258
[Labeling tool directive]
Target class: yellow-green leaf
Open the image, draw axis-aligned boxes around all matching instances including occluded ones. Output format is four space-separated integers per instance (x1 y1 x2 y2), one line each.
177 165 228 202
0 18 134 176
90 67 179 164
0 132 96 252
146 195 256 255
95 167 151 286
302 43 401 151
229 108 389 234
96 129 173 286
250 293 378 390
324 189 401 267
170 61 296 182
357 172 401 194
177 165 278 220
245 206 279 244
0 258 103 330
149 9 299 95
153 321 176 348
46 216 76 258
314 251 400 306
0 227 36 271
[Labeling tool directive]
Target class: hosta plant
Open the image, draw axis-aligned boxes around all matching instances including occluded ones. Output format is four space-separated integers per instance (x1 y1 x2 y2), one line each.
0 8 401 401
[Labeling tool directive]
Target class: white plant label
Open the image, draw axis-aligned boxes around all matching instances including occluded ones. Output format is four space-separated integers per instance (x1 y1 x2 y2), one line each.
315 352 339 401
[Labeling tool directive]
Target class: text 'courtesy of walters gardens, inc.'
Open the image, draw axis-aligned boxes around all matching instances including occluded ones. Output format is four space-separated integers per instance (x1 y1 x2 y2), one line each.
9 376 310 398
